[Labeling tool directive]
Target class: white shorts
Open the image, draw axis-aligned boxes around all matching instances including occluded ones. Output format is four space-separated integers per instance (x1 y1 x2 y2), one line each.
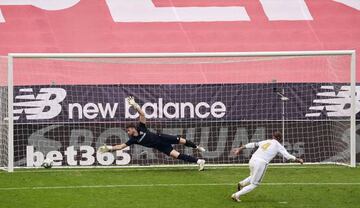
249 158 268 185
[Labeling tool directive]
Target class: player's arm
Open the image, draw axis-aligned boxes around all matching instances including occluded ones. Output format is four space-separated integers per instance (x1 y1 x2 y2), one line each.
98 143 128 153
127 96 146 124
278 144 303 164
231 142 259 155
112 143 128 151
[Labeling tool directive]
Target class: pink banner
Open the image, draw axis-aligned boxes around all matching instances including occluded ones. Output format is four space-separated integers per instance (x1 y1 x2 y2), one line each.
0 1 358 57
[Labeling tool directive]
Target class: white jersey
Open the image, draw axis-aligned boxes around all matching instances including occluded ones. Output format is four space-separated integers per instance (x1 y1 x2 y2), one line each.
246 139 296 163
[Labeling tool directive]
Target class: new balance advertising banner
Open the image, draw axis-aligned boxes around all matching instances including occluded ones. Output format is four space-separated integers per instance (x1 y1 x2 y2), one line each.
12 84 359 166
12 83 360 123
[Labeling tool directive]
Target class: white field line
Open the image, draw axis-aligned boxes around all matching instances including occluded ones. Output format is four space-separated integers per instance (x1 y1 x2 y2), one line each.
1 165 356 173
1 182 360 191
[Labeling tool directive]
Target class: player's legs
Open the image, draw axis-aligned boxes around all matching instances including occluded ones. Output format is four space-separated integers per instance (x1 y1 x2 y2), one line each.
178 137 196 147
159 134 205 152
232 159 268 201
169 149 206 171
169 149 196 162
238 163 254 190
249 161 267 185
156 143 198 163
179 137 206 152
155 141 206 171
238 176 251 191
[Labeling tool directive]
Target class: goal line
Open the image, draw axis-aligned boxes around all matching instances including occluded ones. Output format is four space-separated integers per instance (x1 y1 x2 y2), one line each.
1 182 360 191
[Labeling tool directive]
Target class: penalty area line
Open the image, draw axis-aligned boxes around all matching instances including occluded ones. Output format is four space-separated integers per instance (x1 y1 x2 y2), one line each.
1 182 360 191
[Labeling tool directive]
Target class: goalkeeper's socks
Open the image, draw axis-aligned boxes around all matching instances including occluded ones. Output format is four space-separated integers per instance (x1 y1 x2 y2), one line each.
184 140 197 148
177 154 198 163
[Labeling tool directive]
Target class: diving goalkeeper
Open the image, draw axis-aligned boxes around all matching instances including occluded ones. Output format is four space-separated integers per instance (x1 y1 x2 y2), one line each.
99 96 206 171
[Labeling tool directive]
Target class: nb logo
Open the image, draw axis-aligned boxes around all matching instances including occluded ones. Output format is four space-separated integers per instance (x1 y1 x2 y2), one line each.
14 88 67 120
305 85 360 117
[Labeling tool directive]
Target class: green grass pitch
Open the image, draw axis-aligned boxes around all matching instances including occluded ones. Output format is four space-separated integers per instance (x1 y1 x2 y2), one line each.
0 165 359 208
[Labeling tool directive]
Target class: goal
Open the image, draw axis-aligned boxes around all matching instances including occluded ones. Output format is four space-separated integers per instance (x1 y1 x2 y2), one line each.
1 51 357 172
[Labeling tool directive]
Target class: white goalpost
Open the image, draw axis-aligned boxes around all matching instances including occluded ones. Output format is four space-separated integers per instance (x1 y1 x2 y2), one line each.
2 50 357 172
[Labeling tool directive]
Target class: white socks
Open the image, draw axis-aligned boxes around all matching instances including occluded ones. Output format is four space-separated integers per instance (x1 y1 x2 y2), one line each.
239 176 251 187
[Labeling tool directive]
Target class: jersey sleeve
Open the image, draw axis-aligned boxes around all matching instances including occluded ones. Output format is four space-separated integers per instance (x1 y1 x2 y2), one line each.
277 142 296 160
125 138 137 146
244 142 259 149
138 121 148 132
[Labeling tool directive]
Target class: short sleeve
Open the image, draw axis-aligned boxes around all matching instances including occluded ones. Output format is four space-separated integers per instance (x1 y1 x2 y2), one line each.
125 138 137 146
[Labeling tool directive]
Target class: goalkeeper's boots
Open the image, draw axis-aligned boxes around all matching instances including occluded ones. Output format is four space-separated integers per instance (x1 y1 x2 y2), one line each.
197 159 206 171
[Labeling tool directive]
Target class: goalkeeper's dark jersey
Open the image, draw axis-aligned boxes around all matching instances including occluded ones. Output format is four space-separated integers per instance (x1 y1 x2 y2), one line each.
125 122 160 148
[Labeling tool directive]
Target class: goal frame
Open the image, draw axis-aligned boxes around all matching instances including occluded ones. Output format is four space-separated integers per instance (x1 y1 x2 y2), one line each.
5 50 357 172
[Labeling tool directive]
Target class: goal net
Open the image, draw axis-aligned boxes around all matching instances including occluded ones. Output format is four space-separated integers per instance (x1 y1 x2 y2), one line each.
1 52 357 171
0 56 8 171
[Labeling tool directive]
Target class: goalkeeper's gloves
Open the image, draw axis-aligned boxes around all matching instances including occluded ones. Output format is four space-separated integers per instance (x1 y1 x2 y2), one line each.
126 96 140 109
98 144 113 153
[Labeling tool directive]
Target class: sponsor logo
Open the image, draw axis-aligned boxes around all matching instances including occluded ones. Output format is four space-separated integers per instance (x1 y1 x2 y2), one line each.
20 125 306 167
305 85 360 117
14 88 226 121
14 125 132 167
14 88 120 121
14 88 66 120
125 98 226 119
68 103 118 120
26 145 130 167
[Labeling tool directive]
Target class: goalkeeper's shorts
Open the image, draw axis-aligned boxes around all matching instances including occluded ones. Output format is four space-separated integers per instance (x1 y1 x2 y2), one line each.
154 134 180 155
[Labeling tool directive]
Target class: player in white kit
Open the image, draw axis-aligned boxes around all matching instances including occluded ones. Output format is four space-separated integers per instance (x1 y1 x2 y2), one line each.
230 131 303 202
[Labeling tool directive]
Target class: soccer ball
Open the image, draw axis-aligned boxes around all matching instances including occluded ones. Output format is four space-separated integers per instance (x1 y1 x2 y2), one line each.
42 158 54 169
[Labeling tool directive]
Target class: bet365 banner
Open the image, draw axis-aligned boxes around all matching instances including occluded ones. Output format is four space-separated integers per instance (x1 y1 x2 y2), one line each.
16 120 352 167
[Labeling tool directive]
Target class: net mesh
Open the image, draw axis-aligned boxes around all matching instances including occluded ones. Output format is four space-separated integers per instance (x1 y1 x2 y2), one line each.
2 54 355 168
0 56 8 170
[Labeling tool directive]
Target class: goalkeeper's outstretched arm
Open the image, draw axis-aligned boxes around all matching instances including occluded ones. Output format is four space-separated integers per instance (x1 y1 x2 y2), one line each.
99 143 128 153
127 96 146 124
